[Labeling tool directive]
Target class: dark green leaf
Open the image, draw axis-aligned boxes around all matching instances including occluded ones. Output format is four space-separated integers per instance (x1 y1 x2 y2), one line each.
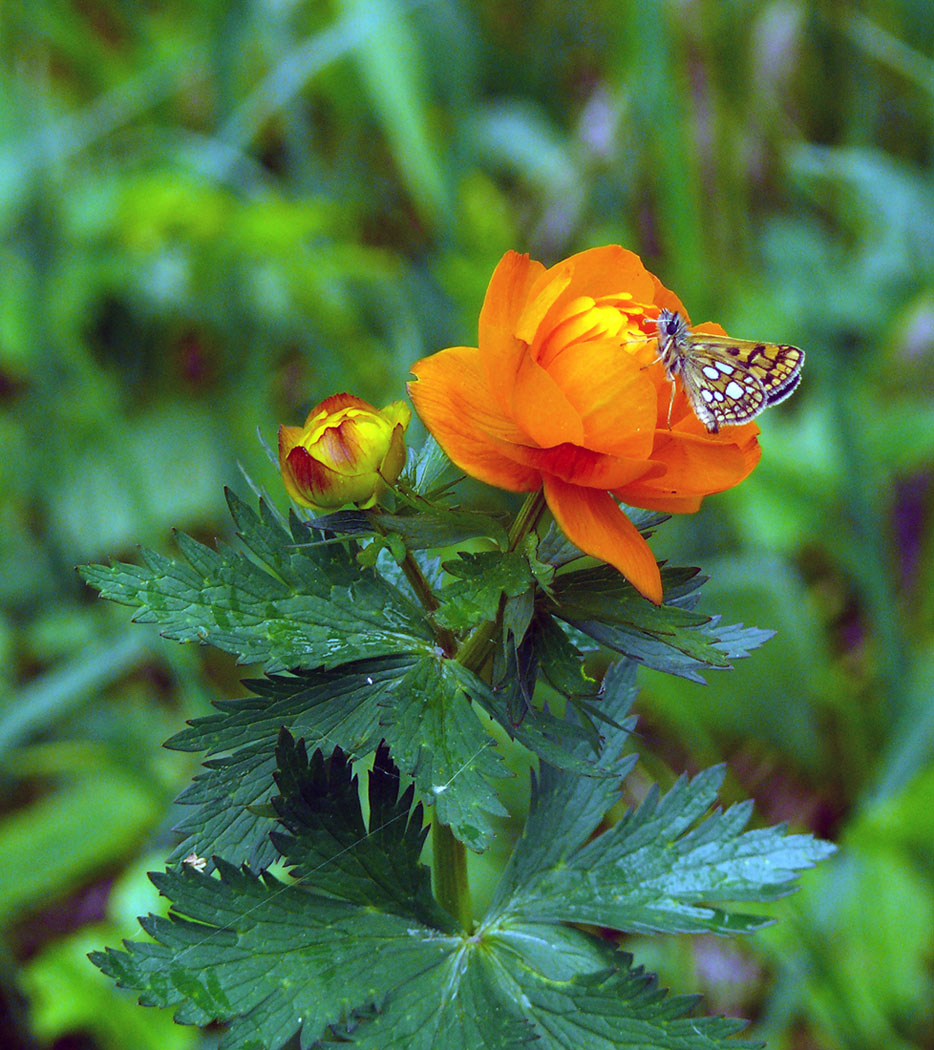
270 733 454 930
79 491 433 671
435 551 534 630
491 662 835 935
169 652 510 860
380 656 509 850
550 565 772 682
167 657 409 869
405 432 463 498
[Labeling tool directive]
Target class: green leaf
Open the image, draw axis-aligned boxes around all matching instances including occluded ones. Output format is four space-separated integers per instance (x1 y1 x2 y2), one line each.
310 505 509 551
435 551 534 630
380 656 509 850
405 433 462 498
271 733 455 930
490 665 836 936
168 652 510 861
475 929 761 1050
167 657 407 870
550 564 772 682
483 613 608 778
79 491 433 672
96 739 757 1050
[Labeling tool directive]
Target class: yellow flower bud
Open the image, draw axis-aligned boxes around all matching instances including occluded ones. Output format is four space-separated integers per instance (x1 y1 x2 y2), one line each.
278 394 411 512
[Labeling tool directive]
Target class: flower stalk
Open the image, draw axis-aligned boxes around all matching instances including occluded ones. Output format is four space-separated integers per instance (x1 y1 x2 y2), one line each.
431 489 549 929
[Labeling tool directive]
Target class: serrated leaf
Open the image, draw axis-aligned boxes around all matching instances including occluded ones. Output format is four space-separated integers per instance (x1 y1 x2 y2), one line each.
405 432 463 497
492 663 836 935
479 923 761 1050
550 564 771 682
96 867 755 1050
517 767 834 935
168 652 510 861
79 491 433 672
490 662 641 908
380 656 509 850
271 733 455 930
483 614 608 779
167 658 408 869
435 551 534 630
93 861 458 1050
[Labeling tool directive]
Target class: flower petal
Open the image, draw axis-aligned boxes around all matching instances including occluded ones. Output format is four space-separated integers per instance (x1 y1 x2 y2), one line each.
512 442 664 490
479 251 547 349
278 424 304 460
511 352 585 448
543 474 663 603
543 338 657 459
304 392 371 425
408 347 541 492
645 428 760 494
478 252 548 419
531 246 657 349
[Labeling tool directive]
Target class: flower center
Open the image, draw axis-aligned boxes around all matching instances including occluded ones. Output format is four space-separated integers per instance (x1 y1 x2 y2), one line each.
538 293 651 368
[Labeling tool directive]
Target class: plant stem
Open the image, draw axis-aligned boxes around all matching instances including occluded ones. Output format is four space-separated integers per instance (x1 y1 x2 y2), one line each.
507 489 548 551
432 820 473 932
431 489 549 929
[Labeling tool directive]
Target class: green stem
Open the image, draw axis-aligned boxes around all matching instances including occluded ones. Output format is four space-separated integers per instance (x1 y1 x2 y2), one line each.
507 489 548 552
399 549 458 656
431 821 473 931
431 489 549 929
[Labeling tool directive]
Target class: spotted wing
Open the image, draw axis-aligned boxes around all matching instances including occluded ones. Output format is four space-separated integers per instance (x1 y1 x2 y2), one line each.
677 343 769 432
691 335 805 406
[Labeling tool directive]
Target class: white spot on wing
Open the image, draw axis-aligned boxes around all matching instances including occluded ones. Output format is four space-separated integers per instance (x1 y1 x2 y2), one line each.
702 365 720 380
701 389 714 402
716 361 734 374
725 380 744 399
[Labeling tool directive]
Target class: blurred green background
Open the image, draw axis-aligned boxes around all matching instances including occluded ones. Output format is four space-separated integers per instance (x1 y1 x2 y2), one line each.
2 1 933 1047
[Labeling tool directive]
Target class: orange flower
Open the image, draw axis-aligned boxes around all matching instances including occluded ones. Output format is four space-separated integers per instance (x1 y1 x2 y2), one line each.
408 247 761 603
279 393 410 512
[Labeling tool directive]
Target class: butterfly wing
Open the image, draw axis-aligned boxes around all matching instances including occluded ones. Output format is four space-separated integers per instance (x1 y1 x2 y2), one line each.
677 342 769 432
691 335 805 405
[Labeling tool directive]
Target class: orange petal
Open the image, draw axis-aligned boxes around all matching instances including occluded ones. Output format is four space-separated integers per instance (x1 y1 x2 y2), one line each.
511 352 585 448
529 247 656 351
542 337 658 459
478 252 548 419
515 262 575 345
408 347 541 492
645 430 757 495
513 442 663 490
553 245 657 304
613 490 705 514
479 251 547 350
543 474 663 604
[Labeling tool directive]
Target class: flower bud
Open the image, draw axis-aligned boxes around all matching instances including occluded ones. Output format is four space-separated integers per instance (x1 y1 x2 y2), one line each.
278 394 411 512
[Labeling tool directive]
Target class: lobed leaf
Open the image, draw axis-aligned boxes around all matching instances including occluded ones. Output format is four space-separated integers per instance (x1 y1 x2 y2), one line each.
491 662 836 935
168 652 511 861
435 550 534 630
550 564 772 682
97 736 759 1050
79 490 433 672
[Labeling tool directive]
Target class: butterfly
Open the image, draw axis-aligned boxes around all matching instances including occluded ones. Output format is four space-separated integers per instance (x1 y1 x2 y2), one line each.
652 308 805 433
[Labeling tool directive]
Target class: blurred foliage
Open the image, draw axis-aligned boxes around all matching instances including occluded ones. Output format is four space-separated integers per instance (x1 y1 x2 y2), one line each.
1 0 932 1048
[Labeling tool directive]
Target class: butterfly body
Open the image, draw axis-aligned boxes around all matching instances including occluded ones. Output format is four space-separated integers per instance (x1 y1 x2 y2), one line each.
655 308 804 433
